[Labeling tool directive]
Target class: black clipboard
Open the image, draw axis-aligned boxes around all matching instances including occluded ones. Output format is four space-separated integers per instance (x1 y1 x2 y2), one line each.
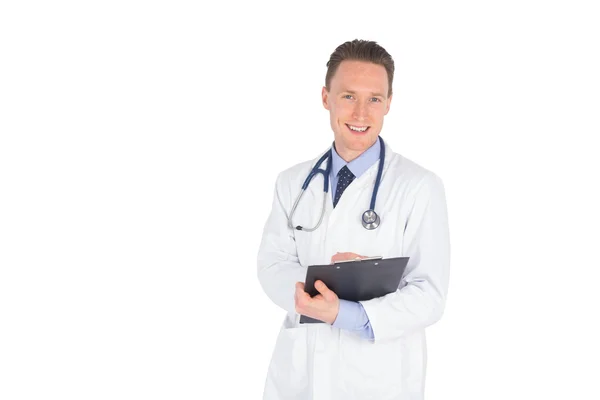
299 256 410 324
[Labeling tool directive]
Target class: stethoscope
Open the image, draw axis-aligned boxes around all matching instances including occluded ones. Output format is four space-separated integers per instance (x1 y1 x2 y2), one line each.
288 136 385 232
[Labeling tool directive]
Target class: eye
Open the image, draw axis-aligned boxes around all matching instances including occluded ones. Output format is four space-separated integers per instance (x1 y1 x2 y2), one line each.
343 94 354 100
370 97 381 102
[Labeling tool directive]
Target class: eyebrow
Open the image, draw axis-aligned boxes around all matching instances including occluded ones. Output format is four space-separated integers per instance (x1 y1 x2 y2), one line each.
342 90 386 98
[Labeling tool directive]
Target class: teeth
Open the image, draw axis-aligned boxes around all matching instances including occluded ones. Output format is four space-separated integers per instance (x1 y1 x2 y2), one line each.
348 125 368 132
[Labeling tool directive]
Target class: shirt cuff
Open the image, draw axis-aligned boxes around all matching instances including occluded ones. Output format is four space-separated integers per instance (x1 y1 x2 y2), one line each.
332 299 375 340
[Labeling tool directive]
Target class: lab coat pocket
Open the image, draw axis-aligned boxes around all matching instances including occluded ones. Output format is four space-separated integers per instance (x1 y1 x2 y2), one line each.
266 325 309 395
339 331 404 398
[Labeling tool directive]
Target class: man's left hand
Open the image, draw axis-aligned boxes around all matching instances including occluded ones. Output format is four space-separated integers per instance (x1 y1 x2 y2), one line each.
294 280 340 324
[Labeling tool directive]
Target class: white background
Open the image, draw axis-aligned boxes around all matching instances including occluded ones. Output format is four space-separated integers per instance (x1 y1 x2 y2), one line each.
1 1 599 399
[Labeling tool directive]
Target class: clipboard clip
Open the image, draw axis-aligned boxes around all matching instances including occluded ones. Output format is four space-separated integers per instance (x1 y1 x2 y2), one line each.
334 256 383 264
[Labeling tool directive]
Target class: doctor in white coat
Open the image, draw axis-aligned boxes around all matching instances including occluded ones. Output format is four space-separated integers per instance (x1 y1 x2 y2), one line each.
257 39 451 400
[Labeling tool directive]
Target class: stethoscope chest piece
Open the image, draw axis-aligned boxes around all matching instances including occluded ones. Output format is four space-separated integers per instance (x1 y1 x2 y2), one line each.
361 209 380 230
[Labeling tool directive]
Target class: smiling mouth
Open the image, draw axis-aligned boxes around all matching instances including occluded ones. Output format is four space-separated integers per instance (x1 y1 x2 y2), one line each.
346 124 370 133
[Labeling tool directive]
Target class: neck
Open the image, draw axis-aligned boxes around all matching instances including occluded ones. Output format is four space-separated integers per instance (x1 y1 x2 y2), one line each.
334 139 378 163
337 149 363 163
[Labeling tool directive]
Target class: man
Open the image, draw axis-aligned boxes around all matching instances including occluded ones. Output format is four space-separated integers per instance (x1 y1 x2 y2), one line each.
257 39 450 400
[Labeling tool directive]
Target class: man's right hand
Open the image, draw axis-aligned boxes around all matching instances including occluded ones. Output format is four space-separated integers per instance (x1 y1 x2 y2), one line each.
330 252 369 263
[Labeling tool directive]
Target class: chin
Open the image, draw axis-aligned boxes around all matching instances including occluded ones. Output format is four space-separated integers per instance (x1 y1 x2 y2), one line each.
348 134 377 147
334 128 378 152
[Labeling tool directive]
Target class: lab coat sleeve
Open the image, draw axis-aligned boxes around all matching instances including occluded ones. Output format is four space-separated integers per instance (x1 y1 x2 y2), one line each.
359 172 451 342
257 173 305 315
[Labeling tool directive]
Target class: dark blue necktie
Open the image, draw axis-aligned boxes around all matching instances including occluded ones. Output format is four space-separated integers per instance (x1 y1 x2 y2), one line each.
333 166 355 208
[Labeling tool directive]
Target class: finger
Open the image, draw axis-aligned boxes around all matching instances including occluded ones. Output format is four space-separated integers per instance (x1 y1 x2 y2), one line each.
314 280 336 302
331 252 366 262
295 283 304 301
295 283 310 307
347 252 364 260
331 252 350 262
295 282 307 302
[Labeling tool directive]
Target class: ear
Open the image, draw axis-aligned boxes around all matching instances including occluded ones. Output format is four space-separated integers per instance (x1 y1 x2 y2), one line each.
384 94 393 115
322 86 330 110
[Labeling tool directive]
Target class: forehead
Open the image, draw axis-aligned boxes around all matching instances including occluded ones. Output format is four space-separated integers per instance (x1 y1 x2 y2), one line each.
330 60 389 95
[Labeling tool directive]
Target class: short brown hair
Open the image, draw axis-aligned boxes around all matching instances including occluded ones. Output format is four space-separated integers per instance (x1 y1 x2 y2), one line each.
325 39 395 97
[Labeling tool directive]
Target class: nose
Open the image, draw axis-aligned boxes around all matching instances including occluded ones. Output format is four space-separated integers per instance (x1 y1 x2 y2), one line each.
352 101 367 121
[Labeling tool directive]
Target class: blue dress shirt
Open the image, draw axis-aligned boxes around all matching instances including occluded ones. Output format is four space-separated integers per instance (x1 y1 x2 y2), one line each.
329 138 381 340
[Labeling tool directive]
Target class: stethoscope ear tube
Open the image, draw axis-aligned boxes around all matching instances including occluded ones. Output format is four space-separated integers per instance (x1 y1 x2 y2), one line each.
288 190 327 232
302 151 331 191
287 189 305 230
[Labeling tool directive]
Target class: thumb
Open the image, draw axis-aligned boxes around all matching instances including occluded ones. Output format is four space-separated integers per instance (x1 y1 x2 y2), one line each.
315 280 336 302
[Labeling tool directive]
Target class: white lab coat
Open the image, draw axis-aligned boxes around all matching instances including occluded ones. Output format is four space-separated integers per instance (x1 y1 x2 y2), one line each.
257 142 450 400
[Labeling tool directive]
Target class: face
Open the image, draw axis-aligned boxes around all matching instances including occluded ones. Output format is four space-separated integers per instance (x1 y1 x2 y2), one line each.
322 60 392 161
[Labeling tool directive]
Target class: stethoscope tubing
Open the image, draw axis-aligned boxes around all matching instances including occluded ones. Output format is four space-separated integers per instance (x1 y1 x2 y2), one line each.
288 137 385 232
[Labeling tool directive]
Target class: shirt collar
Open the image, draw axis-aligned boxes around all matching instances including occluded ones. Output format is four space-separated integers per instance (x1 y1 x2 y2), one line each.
331 138 381 179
